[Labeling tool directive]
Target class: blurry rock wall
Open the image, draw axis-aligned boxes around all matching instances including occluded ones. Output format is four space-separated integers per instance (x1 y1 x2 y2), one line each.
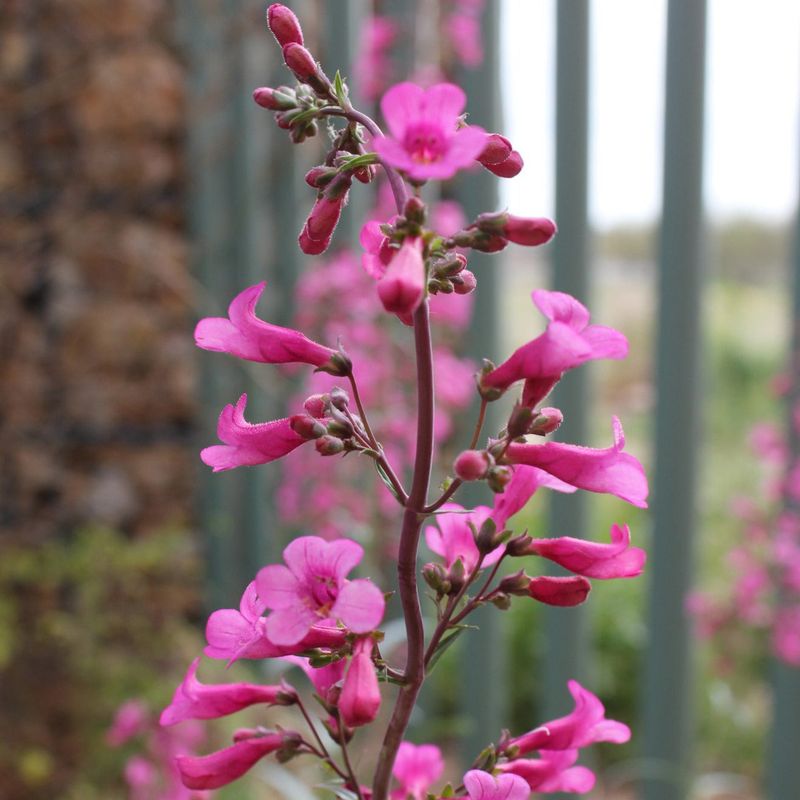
1 0 197 544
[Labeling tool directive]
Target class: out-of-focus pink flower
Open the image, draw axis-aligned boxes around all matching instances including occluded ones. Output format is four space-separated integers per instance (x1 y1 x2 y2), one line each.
508 680 631 754
773 606 800 665
391 742 444 800
205 580 346 664
356 16 397 101
377 238 426 318
256 536 385 645
528 575 591 607
525 524 645 579
374 83 488 181
499 749 595 794
505 417 649 508
195 283 346 373
201 394 307 472
461 769 530 800
482 290 627 402
107 700 148 746
160 658 295 727
176 733 288 790
339 638 381 727
124 756 157 799
444 9 484 68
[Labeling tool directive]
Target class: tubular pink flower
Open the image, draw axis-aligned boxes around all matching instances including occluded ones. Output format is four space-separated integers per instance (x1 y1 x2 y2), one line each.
525 523 646 579
373 82 488 181
107 700 148 746
491 464 577 528
528 575 591 607
377 238 426 318
256 536 385 646
505 417 649 508
176 734 286 790
425 503 499 572
201 394 308 473
462 769 530 800
501 215 557 247
508 680 631 754
482 290 628 402
204 580 346 664
160 657 295 727
498 749 595 794
194 282 345 373
300 176 352 256
339 638 382 728
391 742 444 800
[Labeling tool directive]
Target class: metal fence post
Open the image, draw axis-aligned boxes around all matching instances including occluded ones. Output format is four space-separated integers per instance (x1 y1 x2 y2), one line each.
641 2 707 798
543 2 592 743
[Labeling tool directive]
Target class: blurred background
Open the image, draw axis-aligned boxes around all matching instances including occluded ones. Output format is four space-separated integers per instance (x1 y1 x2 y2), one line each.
2 1 799 798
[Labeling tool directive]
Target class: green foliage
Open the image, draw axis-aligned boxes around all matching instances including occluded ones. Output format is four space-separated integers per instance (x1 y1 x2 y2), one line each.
0 526 204 799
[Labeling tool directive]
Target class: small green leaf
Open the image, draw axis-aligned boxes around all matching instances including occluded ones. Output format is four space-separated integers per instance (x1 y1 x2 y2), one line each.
427 624 477 671
333 70 349 107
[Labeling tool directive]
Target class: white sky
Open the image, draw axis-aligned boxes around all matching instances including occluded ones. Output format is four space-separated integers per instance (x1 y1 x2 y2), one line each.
501 0 800 229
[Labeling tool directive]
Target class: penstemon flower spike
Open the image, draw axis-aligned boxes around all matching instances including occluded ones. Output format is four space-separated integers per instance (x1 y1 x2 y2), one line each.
159 5 651 798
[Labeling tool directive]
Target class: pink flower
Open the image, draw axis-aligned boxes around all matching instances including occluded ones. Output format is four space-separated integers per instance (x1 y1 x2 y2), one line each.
201 394 307 472
773 606 800 665
107 700 148 746
425 503 498 572
377 238 426 318
528 575 591 607
160 658 295 727
373 83 488 181
256 536 385 645
205 580 346 664
195 283 346 373
499 749 595 794
505 417 649 508
283 655 347 704
462 769 530 800
525 524 646 579
482 290 627 403
508 680 630 754
339 638 382 727
176 733 289 790
444 12 484 68
391 742 444 800
491 464 577 526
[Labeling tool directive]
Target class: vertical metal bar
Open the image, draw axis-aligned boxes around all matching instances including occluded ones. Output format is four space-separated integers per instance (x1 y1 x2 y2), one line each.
766 112 800 798
453 0 505 763
641 2 707 798
543 1 591 739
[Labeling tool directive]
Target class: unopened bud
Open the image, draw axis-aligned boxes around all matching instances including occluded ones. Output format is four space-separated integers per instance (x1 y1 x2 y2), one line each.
474 516 500 554
475 211 509 234
497 569 531 596
290 414 326 440
283 43 318 81
436 253 467 277
454 450 491 482
502 215 557 247
304 394 330 418
530 406 563 436
267 4 304 47
487 465 513 493
326 417 353 438
276 730 303 763
484 150 524 178
305 165 338 189
275 684 299 706
403 196 427 225
253 86 296 110
471 233 508 253
507 404 534 438
422 562 449 593
316 435 345 456
453 269 477 295
528 575 591 607
447 558 466 592
477 360 504 402
490 592 511 610
290 120 317 143
477 133 513 166
330 386 350 411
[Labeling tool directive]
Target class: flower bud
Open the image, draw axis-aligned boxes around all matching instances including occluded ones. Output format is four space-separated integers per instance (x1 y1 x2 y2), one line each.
453 269 477 295
530 406 563 436
323 714 353 745
377 239 426 317
326 418 354 438
447 558 466 592
316 435 345 456
487 465 513 493
252 86 296 110
267 4 304 47
528 575 591 607
299 225 327 255
477 133 513 166
454 449 491 482
490 592 512 610
304 165 338 189
304 393 330 418
339 639 381 728
403 196 427 225
475 516 501 555
506 404 534 439
422 562 449 594
502 215 557 247
282 43 318 81
484 150 524 178
477 360 504 402
290 414 326 440
330 386 350 411
497 569 531 596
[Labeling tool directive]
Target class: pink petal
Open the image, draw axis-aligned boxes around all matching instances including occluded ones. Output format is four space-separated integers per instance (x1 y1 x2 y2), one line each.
380 82 425 139
256 564 301 610
419 83 467 124
264 605 318 646
532 289 591 330
176 735 283 790
333 578 385 633
491 464 576 529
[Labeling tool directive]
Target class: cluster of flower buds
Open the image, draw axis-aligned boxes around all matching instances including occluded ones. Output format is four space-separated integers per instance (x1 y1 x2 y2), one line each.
453 448 512 492
290 388 368 457
448 211 557 253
